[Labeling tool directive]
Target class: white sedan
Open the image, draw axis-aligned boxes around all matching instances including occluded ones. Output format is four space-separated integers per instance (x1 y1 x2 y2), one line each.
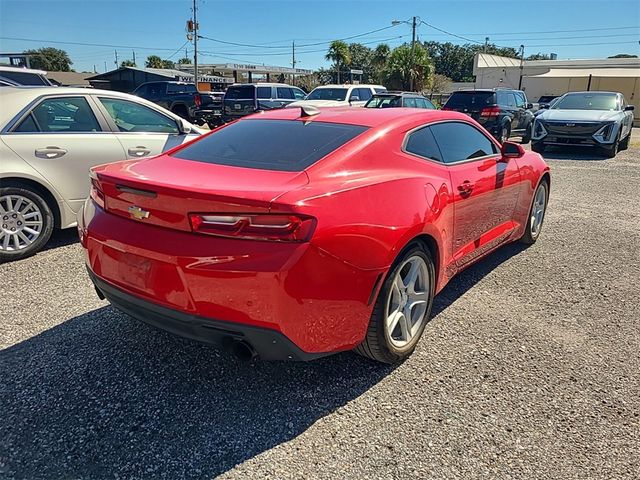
0 86 203 261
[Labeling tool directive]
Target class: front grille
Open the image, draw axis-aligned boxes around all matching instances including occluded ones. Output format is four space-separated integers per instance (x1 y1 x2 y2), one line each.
543 121 603 136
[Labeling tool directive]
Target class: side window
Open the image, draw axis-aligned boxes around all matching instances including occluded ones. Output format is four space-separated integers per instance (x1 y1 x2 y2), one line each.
430 122 497 164
276 87 294 99
349 89 360 101
514 92 526 108
405 98 418 108
16 97 101 133
357 88 372 101
256 87 271 99
135 84 148 96
421 98 436 109
506 93 517 108
98 97 179 134
292 88 306 100
404 126 443 162
147 84 163 97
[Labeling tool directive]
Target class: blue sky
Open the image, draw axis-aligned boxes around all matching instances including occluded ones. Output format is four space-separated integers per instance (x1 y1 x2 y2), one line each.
0 0 638 73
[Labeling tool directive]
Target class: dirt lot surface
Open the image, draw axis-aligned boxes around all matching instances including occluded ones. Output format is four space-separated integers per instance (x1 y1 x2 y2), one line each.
1 130 638 479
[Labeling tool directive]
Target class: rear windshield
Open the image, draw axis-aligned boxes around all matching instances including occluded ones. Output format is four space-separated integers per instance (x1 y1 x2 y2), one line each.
365 96 402 108
167 83 197 93
307 88 349 101
172 119 368 172
224 86 255 101
445 92 495 109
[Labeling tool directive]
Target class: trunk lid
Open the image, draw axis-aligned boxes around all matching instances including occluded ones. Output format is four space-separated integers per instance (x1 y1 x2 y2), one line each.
93 155 309 232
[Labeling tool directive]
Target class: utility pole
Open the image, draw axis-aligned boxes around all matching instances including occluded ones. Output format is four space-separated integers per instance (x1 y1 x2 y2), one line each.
291 41 296 86
132 50 136 66
518 44 525 89
193 0 199 90
114 50 118 68
484 37 489 53
104 61 107 72
409 16 417 91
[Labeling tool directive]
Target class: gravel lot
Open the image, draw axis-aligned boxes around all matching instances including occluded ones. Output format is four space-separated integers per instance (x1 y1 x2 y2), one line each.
1 131 639 479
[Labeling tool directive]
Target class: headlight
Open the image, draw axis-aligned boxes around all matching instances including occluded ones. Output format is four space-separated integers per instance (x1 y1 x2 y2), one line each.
532 120 547 139
593 123 615 143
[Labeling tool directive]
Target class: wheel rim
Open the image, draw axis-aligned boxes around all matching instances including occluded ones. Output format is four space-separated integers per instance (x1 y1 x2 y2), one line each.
530 184 546 237
385 255 430 348
501 127 508 143
0 194 43 252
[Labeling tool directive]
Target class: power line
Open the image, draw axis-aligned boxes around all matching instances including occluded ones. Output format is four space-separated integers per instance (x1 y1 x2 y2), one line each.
197 24 399 49
455 26 640 36
0 36 184 52
419 20 484 44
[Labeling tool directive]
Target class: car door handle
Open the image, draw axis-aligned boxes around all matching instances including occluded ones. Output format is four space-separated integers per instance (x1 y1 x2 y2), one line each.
128 146 151 157
457 181 475 195
35 146 67 159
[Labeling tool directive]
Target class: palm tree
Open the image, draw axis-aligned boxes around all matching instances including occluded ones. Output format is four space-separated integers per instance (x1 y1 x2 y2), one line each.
325 40 351 83
383 44 432 91
372 43 391 83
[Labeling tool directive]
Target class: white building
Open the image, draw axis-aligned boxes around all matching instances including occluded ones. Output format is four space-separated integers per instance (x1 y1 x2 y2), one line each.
474 54 640 124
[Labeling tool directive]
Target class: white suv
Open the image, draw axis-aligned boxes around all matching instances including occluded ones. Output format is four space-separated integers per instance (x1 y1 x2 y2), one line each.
288 84 386 108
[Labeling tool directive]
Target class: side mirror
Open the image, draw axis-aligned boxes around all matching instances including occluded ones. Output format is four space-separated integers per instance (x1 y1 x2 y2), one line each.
177 118 192 134
624 105 635 111
349 95 360 103
526 103 534 110
501 141 525 159
540 104 550 109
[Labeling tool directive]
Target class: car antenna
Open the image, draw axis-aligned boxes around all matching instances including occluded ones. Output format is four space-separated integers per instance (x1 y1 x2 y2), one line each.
300 105 320 118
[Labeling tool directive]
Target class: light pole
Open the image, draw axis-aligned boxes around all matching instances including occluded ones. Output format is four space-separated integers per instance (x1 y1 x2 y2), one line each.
392 17 418 91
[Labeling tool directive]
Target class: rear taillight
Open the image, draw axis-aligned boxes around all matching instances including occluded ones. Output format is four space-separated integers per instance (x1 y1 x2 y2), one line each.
89 172 105 209
189 213 316 242
194 93 202 107
480 106 501 117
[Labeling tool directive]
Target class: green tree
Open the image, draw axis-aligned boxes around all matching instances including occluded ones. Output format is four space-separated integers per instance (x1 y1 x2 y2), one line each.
608 53 638 58
177 57 191 64
347 43 373 82
371 43 391 84
383 44 432 91
325 40 351 83
24 47 73 71
120 59 136 67
145 55 164 68
526 53 553 61
161 59 175 69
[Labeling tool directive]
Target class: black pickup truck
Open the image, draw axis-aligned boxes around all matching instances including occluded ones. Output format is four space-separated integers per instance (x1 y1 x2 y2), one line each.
132 81 207 122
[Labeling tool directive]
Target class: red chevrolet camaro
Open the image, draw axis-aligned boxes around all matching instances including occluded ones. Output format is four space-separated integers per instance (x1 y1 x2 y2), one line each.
79 106 550 364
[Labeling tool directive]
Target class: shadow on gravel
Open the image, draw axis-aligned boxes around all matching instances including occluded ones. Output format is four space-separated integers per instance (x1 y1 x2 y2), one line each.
538 146 609 161
42 228 80 252
0 307 393 479
432 242 528 317
1 242 528 479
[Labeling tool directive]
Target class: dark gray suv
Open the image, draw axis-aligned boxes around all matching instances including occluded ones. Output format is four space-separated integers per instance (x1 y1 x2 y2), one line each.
443 88 535 143
222 83 306 122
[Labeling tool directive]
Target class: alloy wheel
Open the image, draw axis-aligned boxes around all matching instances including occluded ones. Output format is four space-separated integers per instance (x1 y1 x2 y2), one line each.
530 184 547 237
385 255 430 348
0 194 44 251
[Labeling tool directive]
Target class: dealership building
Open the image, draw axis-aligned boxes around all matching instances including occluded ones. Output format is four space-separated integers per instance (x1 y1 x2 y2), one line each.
473 54 640 124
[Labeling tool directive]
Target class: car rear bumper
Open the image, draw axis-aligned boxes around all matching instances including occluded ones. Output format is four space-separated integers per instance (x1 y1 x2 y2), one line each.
79 200 381 358
88 268 328 361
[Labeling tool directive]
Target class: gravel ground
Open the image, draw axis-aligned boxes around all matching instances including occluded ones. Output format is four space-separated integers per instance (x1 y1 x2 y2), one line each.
1 131 639 479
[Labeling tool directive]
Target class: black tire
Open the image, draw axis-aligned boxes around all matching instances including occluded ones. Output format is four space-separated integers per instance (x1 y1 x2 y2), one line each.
531 142 545 154
602 134 620 159
0 187 54 263
171 105 190 120
619 131 630 151
354 243 435 364
521 123 532 144
520 180 549 245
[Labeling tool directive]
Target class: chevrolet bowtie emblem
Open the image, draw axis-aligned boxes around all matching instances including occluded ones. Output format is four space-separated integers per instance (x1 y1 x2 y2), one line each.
128 205 150 220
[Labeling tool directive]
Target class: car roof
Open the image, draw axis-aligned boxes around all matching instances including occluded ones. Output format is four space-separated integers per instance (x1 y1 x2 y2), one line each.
0 86 176 126
312 84 385 89
0 65 48 75
372 91 424 97
240 106 470 129
561 91 619 95
228 83 297 87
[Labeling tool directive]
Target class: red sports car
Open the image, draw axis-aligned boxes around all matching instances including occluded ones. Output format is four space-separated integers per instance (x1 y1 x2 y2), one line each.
79 106 550 364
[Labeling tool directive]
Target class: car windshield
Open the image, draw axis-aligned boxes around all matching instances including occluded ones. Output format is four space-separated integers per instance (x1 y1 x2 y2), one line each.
172 119 368 172
445 92 495 109
365 96 402 108
306 88 348 101
553 93 619 111
167 83 197 93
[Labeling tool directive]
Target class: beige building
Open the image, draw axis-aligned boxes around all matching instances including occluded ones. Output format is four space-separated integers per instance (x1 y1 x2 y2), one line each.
473 54 640 124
